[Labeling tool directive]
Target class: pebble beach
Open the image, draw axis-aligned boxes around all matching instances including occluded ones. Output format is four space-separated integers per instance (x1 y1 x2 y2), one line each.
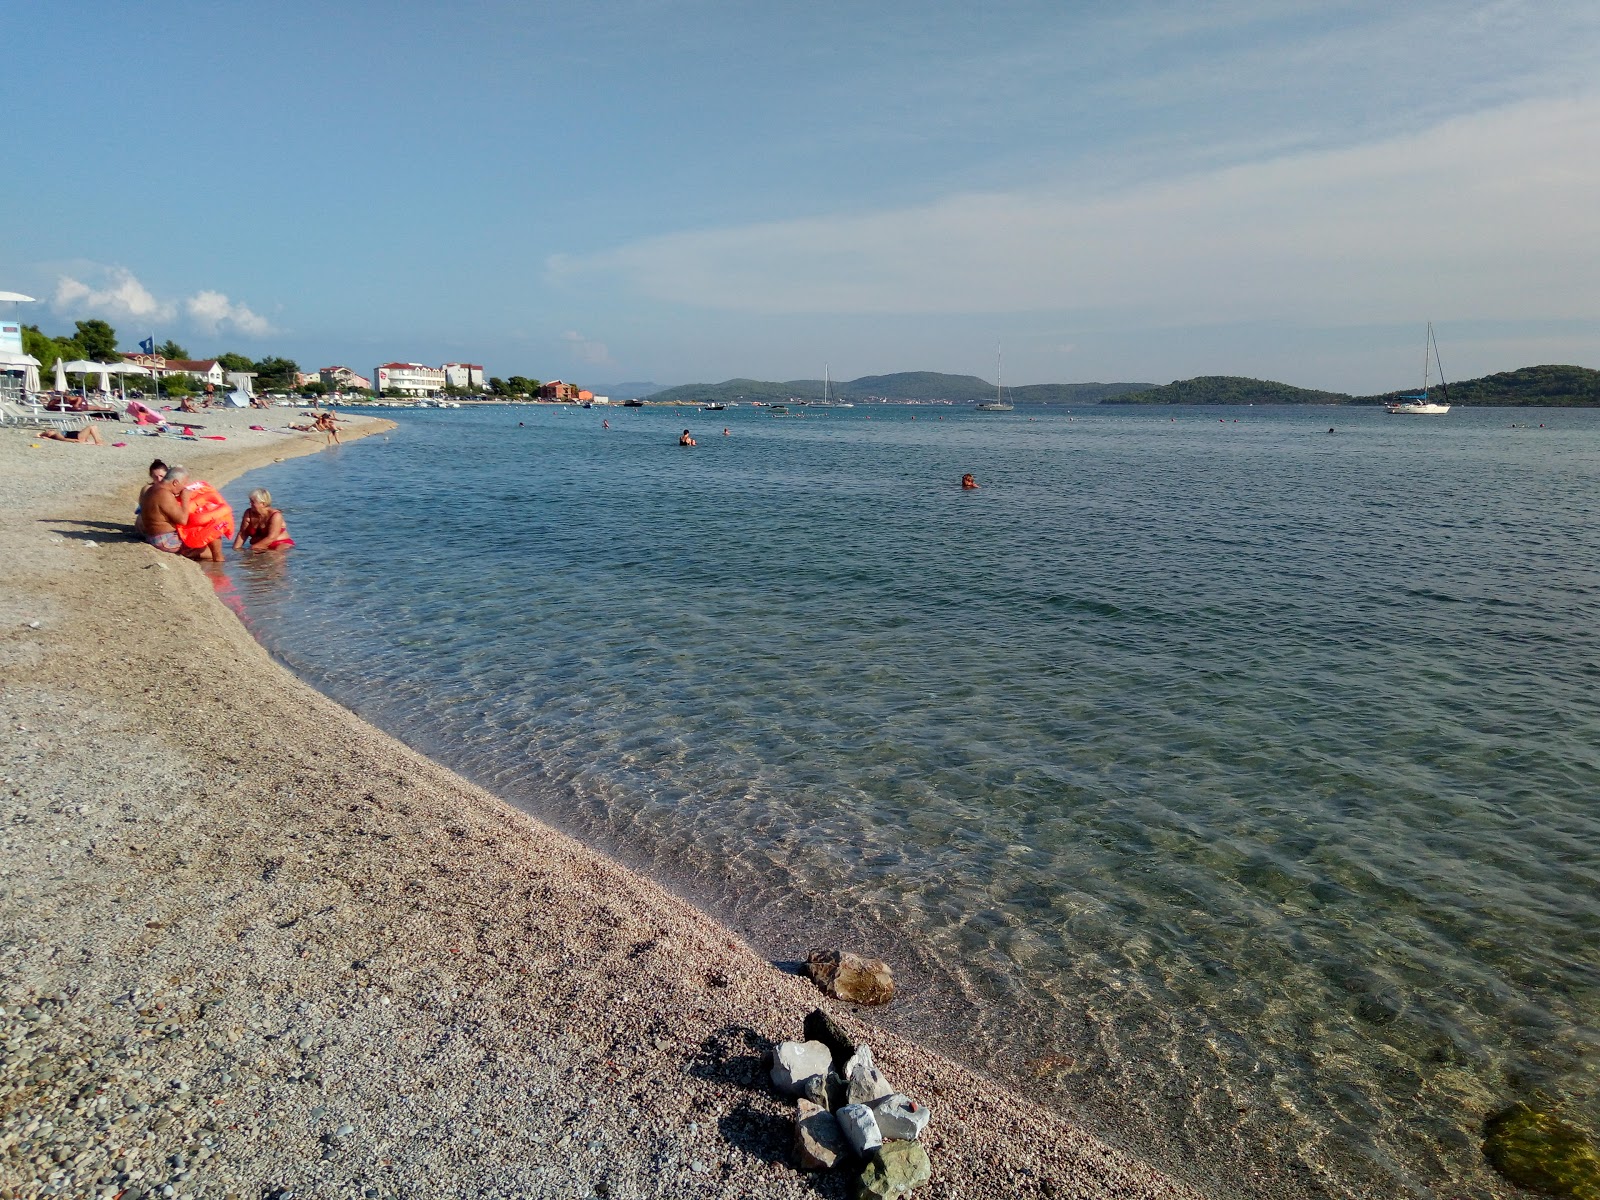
0 409 1203 1199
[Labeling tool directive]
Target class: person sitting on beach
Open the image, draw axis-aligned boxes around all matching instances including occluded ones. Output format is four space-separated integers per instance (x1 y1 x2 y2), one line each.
961 473 979 489
37 425 105 446
133 459 168 536
138 464 193 555
679 429 696 446
233 488 296 553
178 394 199 413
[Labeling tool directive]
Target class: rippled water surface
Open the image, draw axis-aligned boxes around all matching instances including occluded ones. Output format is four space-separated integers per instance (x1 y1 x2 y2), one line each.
222 403 1600 1198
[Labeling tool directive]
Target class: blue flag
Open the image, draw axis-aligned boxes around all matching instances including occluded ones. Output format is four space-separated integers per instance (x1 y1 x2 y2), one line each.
139 336 155 355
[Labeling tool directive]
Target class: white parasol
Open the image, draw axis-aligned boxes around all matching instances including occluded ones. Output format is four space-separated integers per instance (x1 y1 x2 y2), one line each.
54 358 68 392
104 361 149 401
0 291 38 303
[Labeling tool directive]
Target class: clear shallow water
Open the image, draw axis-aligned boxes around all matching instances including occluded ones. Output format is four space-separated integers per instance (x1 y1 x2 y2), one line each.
220 403 1600 1199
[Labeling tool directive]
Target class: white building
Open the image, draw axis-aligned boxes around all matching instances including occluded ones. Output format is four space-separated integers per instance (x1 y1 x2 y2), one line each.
375 362 446 396
442 362 485 391
163 359 226 387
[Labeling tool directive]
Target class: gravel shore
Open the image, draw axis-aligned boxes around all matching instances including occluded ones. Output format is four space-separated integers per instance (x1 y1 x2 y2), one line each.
0 409 1204 1199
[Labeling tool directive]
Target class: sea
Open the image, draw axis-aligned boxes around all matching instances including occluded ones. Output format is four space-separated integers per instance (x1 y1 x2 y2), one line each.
217 401 1600 1200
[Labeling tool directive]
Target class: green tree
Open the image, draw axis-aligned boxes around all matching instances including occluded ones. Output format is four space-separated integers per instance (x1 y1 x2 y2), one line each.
487 376 508 396
73 319 121 362
252 356 299 390
302 380 328 397
162 372 196 395
156 339 189 360
216 352 253 372
505 375 536 396
21 326 62 373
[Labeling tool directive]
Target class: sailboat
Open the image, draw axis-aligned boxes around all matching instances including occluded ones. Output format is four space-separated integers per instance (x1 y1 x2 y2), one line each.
975 346 1014 411
809 365 853 409
1385 324 1451 415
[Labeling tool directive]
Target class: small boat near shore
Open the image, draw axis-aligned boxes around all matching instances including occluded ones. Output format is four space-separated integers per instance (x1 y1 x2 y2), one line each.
1385 324 1451 415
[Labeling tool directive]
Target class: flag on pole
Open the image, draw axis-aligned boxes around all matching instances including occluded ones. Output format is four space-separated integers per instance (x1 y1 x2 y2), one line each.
139 336 155 355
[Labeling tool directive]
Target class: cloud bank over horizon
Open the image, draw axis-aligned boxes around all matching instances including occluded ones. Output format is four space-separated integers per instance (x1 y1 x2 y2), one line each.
552 92 1600 332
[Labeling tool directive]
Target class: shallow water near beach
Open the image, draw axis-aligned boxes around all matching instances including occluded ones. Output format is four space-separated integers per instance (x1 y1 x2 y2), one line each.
221 402 1600 1198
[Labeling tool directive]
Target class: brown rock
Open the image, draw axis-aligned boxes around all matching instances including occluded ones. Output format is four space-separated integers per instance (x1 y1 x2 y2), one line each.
795 1097 847 1170
807 949 895 1006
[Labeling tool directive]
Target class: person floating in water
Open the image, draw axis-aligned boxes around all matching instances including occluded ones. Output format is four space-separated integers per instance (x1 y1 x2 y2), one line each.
679 429 696 446
961 473 979 489
722 427 730 436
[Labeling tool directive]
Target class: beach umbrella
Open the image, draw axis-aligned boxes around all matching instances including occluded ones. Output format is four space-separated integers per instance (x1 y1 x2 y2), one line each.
24 361 39 393
106 361 149 401
0 291 36 303
54 358 68 392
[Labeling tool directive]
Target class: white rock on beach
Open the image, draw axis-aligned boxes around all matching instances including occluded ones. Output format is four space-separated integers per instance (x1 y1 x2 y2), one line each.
837 1102 883 1155
870 1093 931 1141
845 1044 895 1106
771 1039 833 1096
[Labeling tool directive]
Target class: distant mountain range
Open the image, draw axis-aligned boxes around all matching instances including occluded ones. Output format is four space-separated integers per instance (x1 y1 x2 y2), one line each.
637 365 1600 407
644 372 1154 405
1107 365 1600 406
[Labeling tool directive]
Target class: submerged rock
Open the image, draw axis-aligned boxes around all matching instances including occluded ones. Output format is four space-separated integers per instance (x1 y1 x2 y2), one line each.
807 949 895 1006
837 1103 883 1156
794 1098 847 1170
870 1093 931 1141
1483 1103 1600 1199
845 1045 895 1106
803 1007 858 1071
771 1040 833 1096
856 1139 932 1199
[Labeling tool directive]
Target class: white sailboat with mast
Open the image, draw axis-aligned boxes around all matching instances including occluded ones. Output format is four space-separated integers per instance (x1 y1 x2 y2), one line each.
975 345 1014 411
810 364 852 408
1385 324 1451 415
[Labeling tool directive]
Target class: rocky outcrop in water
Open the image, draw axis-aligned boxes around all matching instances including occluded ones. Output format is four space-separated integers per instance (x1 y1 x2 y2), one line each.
806 948 895 1006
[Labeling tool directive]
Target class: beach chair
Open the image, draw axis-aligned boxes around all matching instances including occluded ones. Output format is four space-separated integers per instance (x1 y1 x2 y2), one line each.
0 397 91 432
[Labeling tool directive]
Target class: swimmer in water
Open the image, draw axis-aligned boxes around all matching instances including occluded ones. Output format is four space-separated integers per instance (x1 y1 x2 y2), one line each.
603 419 610 429
961 473 979 489
723 427 730 436
679 429 696 446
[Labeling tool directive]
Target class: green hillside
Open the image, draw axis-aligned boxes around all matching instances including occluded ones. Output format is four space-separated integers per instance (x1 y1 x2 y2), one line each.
646 372 1155 405
1107 376 1352 405
1356 365 1600 407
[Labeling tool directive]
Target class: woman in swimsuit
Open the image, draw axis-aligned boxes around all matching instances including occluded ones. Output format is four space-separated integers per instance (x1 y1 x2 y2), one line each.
38 425 105 445
233 488 296 553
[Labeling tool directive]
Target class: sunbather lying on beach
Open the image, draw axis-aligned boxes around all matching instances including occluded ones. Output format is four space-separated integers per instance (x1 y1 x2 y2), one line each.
38 425 105 445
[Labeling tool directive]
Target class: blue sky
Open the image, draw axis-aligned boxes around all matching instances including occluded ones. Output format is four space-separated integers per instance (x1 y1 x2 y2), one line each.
6 0 1597 392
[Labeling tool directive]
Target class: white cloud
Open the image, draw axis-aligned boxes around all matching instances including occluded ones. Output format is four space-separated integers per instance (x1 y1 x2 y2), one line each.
560 330 613 366
53 267 174 323
550 92 1600 330
185 290 275 336
50 265 276 338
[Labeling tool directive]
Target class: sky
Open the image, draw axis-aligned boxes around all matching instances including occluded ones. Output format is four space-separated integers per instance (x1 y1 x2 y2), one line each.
6 0 1598 393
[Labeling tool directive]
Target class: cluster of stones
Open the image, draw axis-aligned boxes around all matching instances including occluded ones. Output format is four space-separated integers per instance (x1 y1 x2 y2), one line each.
771 1009 933 1200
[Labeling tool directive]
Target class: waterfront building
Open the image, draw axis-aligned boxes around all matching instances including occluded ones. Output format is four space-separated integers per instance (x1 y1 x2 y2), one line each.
442 363 485 391
539 380 580 401
375 362 447 396
320 365 372 391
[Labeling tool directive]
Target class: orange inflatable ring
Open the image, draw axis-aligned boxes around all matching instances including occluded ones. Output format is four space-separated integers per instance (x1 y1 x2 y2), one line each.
178 482 235 549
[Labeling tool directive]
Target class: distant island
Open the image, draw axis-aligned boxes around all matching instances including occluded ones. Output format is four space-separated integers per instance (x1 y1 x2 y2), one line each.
643 365 1600 407
1105 365 1600 407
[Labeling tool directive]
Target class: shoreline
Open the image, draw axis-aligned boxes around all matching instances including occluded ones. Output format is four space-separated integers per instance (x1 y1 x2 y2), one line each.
0 411 1203 1199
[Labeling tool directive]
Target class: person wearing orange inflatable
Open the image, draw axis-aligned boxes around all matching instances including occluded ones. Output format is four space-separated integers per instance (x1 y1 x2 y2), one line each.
234 488 295 553
176 476 234 562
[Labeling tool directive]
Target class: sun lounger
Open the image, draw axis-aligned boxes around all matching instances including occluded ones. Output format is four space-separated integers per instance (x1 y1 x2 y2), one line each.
0 398 91 432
